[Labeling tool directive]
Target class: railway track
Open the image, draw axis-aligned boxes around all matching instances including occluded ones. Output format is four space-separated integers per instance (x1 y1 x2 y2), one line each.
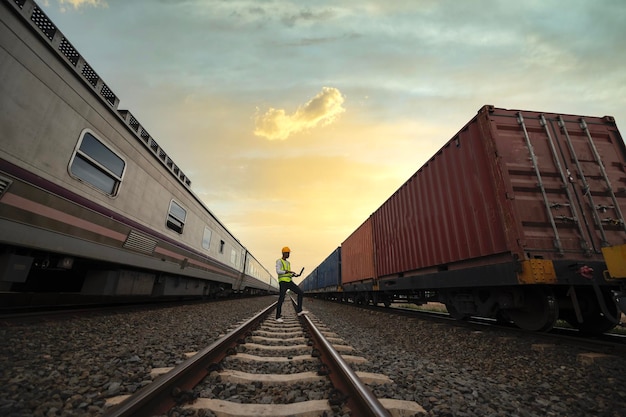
102 300 424 417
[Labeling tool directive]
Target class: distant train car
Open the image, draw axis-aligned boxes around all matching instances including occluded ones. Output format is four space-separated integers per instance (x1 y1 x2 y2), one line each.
0 0 277 307
306 105 626 333
301 247 341 295
300 269 317 293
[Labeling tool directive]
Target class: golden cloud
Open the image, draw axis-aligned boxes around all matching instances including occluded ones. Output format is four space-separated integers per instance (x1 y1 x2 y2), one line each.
58 0 107 9
254 86 346 140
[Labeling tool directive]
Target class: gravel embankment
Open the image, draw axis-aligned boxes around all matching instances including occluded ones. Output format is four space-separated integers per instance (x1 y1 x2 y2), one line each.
2 296 626 417
0 297 274 417
306 298 626 417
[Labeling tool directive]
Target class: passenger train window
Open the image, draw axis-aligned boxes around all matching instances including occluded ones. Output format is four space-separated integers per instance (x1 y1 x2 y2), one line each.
202 227 212 250
167 200 186 234
70 131 125 195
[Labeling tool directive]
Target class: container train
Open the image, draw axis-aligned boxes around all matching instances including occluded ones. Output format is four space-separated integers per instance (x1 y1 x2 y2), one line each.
0 0 278 308
302 105 626 333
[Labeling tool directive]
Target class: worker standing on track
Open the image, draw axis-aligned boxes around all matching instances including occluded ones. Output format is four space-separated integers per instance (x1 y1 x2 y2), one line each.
275 246 307 322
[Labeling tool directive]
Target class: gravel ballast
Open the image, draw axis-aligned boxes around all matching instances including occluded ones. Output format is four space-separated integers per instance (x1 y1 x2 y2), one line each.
1 296 625 416
0 298 274 417
306 299 626 417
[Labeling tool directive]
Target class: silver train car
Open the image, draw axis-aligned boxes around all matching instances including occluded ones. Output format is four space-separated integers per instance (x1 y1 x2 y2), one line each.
0 0 278 307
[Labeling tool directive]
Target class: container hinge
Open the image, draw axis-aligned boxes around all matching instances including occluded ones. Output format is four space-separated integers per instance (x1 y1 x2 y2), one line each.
595 204 614 213
554 215 577 223
600 218 624 226
550 202 571 209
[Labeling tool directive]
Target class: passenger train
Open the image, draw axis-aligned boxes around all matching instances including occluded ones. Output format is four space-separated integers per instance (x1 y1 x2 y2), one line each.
302 105 626 333
0 0 278 308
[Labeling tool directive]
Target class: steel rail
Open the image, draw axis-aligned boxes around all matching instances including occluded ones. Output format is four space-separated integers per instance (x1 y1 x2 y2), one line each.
300 313 392 417
102 301 276 417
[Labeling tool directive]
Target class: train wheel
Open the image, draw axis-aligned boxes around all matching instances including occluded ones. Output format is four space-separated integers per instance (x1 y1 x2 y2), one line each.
356 294 369 305
561 289 618 335
495 311 513 325
506 287 558 332
445 302 470 320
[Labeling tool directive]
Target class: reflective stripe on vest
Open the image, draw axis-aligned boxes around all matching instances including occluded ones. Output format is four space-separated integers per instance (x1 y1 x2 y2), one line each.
278 259 292 282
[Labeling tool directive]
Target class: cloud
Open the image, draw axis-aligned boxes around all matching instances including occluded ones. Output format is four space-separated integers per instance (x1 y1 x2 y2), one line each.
254 87 346 140
280 8 336 28
57 0 107 10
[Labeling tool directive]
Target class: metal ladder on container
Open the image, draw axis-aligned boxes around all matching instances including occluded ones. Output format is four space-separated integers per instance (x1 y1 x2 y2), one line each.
517 112 568 254
558 116 626 246
539 114 591 255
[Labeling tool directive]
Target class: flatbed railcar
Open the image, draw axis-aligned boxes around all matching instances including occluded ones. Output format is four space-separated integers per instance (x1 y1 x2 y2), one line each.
304 105 626 333
0 0 278 308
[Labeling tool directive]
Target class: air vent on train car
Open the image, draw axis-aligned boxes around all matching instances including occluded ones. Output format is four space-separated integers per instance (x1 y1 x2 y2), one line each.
123 230 158 254
100 84 116 106
30 5 56 41
58 37 79 66
0 176 13 198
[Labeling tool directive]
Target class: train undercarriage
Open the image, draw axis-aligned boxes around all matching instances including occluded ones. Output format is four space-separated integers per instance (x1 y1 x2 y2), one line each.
0 247 273 310
439 284 621 333
312 258 626 334
311 283 623 334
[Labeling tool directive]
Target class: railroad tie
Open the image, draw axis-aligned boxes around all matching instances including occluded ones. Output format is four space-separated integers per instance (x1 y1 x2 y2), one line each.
184 398 332 417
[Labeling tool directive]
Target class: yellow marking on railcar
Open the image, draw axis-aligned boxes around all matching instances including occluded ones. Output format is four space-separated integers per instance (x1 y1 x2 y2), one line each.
602 244 626 279
517 259 557 284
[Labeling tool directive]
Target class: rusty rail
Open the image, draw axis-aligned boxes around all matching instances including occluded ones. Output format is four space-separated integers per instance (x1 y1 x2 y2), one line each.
300 313 392 417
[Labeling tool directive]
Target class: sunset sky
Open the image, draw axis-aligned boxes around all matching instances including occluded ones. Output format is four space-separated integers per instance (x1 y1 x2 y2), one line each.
39 0 626 282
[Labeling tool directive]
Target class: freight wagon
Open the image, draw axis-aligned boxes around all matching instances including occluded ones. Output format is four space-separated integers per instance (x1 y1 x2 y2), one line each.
0 0 278 308
303 105 626 333
301 248 341 295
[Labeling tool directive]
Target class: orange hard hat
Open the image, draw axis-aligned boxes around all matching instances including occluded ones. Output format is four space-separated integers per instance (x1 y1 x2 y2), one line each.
282 246 291 253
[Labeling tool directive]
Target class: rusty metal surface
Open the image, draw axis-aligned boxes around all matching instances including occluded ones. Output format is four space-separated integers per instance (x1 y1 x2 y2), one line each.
371 105 626 278
341 217 376 283
301 313 392 417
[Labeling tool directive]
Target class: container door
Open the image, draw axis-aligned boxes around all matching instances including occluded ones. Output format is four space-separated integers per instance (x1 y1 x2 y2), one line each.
492 109 626 259
549 114 626 254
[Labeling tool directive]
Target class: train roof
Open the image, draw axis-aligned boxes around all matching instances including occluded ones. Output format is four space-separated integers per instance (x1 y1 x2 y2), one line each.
5 0 252 251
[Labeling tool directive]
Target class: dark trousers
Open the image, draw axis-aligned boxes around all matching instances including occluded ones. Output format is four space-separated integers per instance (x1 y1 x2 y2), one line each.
276 280 304 318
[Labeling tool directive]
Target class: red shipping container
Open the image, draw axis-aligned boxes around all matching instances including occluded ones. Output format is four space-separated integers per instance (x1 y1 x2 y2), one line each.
372 105 626 278
341 217 376 284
